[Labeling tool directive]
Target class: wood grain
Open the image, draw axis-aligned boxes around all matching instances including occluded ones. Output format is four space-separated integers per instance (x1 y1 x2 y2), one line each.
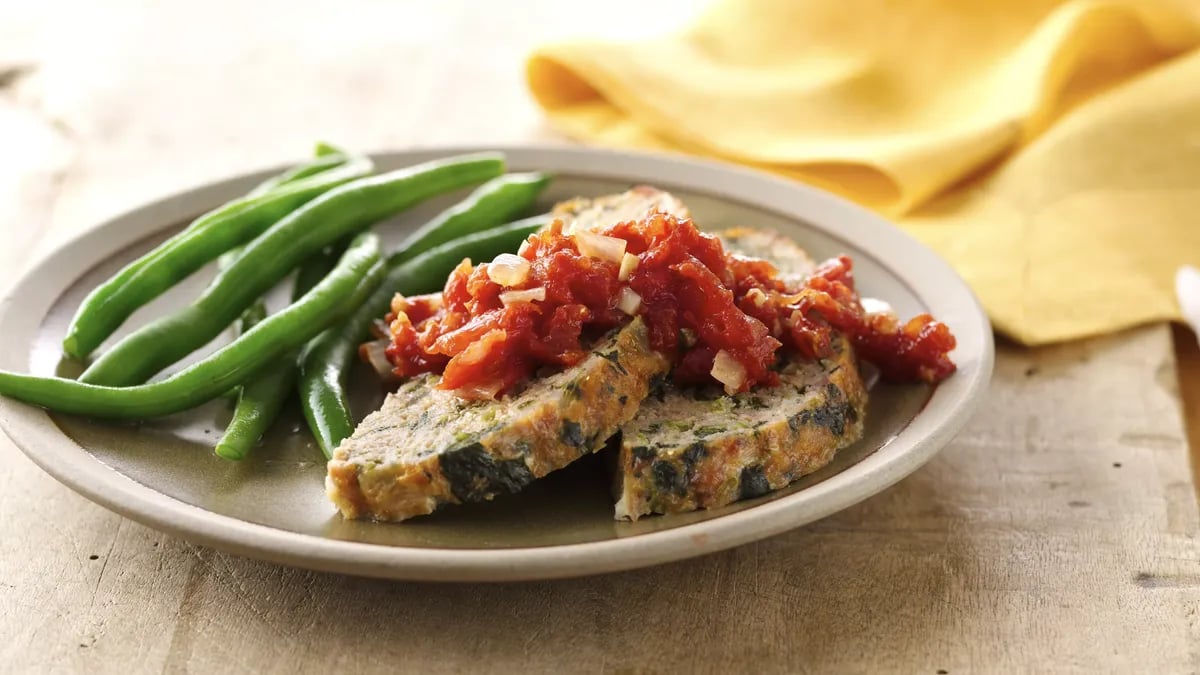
1172 324 1200 496
1 2 1198 673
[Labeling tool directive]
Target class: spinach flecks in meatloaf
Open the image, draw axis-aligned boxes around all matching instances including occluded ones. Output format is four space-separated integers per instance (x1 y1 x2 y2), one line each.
439 442 536 502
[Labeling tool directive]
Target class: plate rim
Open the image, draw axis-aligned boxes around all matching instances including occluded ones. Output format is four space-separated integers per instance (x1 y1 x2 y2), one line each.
0 145 994 581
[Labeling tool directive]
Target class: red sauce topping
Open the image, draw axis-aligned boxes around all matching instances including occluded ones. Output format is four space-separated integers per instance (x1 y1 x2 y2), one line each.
381 213 956 399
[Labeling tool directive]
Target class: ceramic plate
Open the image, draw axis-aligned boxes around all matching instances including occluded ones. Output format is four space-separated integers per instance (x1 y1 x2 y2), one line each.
0 147 993 581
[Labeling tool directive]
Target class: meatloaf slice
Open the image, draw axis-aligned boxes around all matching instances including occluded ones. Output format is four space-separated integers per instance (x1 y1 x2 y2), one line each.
718 226 815 288
550 185 690 232
328 317 668 520
326 187 689 521
612 229 868 520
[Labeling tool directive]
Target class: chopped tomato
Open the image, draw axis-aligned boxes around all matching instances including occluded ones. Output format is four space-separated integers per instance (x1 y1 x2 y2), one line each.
380 213 956 399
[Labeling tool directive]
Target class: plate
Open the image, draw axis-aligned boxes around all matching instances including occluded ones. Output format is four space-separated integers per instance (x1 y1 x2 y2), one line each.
0 146 993 581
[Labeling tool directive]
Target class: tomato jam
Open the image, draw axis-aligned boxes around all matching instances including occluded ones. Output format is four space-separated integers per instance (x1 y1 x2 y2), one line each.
380 213 956 399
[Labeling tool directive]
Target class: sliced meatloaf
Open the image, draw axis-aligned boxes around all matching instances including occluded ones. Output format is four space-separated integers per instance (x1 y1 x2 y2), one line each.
550 185 689 231
328 317 668 520
612 229 868 520
718 226 815 288
326 187 688 521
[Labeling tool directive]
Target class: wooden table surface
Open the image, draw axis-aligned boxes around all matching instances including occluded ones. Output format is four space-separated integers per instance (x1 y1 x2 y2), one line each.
3 3 1199 673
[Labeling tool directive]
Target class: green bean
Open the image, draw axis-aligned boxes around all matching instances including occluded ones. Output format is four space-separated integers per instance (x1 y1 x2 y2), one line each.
210 254 333 458
215 251 267 336
212 203 331 406
213 245 344 460
389 172 551 265
247 151 350 198
213 363 290 459
173 148 349 391
0 234 385 419
299 215 548 458
213 235 292 406
62 153 374 360
220 147 352 336
217 294 268 402
213 256 264 404
297 332 361 459
313 141 342 157
80 153 506 387
292 243 346 294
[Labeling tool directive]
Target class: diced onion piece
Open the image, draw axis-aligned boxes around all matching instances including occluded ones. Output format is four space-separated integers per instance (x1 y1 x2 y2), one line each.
455 380 504 401
779 291 805 306
499 286 546 306
617 287 642 315
618 252 639 281
487 253 531 287
390 293 408 317
562 215 583 235
388 310 413 339
745 287 769 309
573 229 627 264
517 239 533 257
360 339 395 379
711 349 747 395
860 297 893 315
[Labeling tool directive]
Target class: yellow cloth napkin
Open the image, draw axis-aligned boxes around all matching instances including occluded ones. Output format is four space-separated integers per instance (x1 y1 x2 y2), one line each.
527 0 1200 345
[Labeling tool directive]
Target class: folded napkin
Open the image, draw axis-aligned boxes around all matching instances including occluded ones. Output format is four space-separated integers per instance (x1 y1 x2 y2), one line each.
527 0 1200 344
